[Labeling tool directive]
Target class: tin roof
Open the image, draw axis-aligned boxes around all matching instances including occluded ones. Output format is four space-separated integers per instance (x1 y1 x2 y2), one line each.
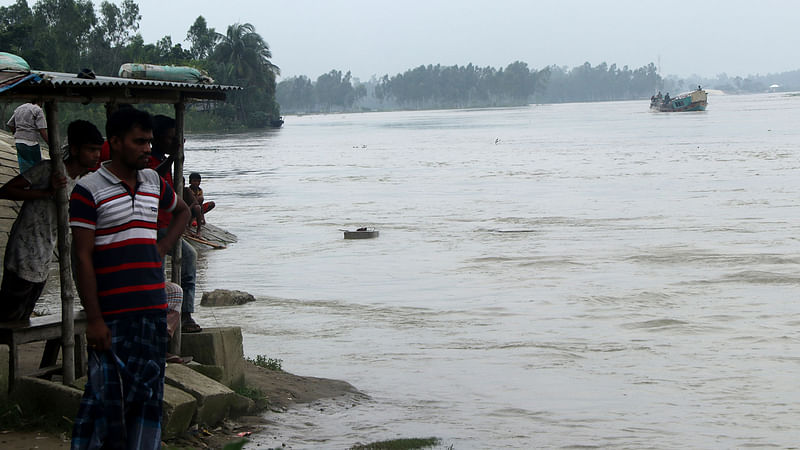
34 70 240 91
0 69 240 104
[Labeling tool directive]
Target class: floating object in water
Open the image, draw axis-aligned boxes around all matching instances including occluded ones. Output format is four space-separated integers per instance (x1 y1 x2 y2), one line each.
340 227 379 239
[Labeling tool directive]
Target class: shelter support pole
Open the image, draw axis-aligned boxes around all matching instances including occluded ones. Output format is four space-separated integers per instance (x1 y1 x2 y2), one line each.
169 101 186 355
44 101 76 386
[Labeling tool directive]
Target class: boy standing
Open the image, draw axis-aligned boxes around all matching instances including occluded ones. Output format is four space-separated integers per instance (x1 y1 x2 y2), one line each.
6 100 49 172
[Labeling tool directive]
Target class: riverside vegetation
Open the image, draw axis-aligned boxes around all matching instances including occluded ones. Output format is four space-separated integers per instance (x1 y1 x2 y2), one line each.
0 0 280 131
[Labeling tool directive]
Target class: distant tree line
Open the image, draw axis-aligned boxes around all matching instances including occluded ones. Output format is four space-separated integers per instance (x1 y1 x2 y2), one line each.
0 0 280 131
277 60 800 116
664 69 800 94
276 70 367 113
534 62 660 103
278 61 548 114
277 61 667 114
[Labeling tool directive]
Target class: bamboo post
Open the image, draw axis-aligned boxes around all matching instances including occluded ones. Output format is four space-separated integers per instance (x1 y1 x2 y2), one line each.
44 101 76 386
169 101 186 355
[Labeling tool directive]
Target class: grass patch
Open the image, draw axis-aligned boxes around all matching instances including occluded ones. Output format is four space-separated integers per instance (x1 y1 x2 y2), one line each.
234 385 270 411
246 355 283 371
349 437 443 450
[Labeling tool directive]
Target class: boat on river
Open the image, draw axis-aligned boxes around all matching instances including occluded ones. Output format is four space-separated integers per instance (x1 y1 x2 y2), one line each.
650 87 708 112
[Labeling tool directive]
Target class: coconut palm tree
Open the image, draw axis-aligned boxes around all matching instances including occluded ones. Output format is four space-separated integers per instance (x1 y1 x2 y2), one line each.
211 22 280 124
212 22 279 88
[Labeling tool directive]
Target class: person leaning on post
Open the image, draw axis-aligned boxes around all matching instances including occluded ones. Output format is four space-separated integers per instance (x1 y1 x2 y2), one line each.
0 120 102 322
69 108 190 449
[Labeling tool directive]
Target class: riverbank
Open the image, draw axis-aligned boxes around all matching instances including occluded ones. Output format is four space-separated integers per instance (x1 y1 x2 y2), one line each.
0 340 362 449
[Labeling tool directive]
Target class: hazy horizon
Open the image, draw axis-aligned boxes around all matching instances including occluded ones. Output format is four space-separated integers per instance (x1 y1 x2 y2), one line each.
2 0 798 81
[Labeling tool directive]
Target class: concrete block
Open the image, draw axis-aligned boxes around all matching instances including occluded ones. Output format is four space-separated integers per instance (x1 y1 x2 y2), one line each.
187 362 225 383
162 384 197 438
165 363 235 426
181 327 245 389
230 393 255 417
10 376 83 419
73 374 196 438
71 375 87 390
0 345 8 403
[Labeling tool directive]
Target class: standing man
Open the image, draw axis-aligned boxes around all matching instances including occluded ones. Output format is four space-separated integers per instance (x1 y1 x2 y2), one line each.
69 108 190 449
6 100 48 173
0 120 102 321
151 114 202 333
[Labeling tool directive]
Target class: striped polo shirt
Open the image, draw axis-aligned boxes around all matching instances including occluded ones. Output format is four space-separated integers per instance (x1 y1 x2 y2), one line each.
69 161 177 317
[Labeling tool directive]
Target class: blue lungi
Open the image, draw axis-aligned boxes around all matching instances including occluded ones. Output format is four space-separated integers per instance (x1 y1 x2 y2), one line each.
71 313 167 450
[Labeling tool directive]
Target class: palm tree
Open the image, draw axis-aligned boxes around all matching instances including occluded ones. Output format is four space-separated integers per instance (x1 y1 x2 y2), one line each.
212 22 280 123
213 22 279 88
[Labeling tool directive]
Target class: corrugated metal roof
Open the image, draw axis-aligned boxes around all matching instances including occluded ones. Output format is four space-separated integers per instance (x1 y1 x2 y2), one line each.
32 70 241 91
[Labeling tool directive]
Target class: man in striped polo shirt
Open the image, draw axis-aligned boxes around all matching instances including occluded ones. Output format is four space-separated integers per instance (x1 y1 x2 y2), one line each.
69 108 190 449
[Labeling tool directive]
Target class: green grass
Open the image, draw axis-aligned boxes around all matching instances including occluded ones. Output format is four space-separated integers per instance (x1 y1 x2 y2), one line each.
246 354 283 371
349 437 443 450
234 385 270 411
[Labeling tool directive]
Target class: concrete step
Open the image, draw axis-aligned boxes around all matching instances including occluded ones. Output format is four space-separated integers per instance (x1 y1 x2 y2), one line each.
181 327 245 389
165 362 237 426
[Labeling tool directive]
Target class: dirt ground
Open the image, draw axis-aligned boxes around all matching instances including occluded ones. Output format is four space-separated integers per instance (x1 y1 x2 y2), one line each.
1 343 362 449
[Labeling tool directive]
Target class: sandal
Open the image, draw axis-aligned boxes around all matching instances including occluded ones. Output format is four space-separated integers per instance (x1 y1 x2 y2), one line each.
166 353 193 364
182 320 202 333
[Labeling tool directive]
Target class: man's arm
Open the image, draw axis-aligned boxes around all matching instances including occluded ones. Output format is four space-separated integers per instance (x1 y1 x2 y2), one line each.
157 196 190 258
39 128 48 142
0 172 65 201
72 226 111 351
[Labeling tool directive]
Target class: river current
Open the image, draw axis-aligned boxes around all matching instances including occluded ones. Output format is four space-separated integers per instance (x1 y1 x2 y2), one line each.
56 93 800 448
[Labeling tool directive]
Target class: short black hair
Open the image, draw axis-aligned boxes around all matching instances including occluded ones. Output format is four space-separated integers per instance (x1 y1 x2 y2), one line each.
189 172 201 181
106 108 153 141
67 120 103 148
153 114 176 139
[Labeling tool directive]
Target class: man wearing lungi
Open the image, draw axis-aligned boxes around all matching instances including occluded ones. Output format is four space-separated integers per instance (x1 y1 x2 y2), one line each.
69 107 190 449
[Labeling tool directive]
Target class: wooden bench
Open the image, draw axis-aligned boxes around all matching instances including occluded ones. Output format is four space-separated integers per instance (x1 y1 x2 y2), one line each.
0 311 87 385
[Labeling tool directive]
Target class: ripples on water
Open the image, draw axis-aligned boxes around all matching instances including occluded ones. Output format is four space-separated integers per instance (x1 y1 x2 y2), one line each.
47 93 800 448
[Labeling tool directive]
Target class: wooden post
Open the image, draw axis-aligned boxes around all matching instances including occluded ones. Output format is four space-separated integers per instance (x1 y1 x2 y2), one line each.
44 101 76 386
170 101 186 355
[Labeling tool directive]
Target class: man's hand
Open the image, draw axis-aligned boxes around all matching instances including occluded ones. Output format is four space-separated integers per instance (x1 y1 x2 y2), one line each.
157 240 171 260
86 318 111 352
50 173 67 191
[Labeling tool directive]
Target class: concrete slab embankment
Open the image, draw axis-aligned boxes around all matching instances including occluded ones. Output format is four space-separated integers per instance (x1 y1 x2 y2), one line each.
0 326 252 438
181 326 246 389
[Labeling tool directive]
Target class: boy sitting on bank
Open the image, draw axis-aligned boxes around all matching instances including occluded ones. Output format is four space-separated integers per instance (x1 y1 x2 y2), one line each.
185 172 215 235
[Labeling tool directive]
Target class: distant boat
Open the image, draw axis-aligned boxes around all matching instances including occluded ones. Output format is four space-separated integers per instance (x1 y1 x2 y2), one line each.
269 116 284 128
650 87 708 112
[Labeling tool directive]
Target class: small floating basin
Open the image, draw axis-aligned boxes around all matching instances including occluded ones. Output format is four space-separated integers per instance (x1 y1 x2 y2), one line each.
342 227 379 239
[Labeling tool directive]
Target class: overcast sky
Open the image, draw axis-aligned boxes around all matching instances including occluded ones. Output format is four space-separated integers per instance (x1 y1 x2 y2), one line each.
5 0 798 80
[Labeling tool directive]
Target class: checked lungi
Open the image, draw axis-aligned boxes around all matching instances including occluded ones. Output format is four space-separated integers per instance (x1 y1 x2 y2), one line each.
71 313 167 450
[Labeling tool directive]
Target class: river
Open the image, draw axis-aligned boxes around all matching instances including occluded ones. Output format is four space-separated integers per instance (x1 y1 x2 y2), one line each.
63 92 800 448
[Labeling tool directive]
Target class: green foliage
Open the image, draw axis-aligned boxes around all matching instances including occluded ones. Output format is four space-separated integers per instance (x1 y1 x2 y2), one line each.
375 62 546 109
186 16 218 60
247 355 283 371
210 22 280 124
234 385 271 412
276 69 366 114
349 437 443 450
0 2 280 130
222 439 249 450
534 61 660 103
277 62 547 113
